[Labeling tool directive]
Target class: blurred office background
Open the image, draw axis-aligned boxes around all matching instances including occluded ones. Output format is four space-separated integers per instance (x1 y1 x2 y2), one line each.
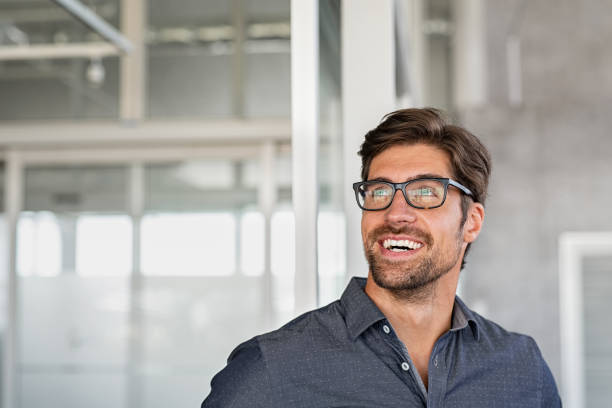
0 0 610 407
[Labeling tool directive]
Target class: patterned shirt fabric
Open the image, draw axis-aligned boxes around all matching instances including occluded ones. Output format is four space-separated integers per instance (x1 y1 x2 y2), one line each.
202 277 561 407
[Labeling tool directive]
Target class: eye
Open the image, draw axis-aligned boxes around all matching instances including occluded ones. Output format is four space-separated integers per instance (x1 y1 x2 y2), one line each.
372 188 390 197
362 183 393 203
414 187 436 197
406 180 444 205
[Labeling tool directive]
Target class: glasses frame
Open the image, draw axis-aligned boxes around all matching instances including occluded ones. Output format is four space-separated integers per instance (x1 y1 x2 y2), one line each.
352 177 473 211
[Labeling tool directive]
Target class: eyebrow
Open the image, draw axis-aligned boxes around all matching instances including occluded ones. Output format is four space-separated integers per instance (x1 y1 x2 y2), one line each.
367 173 446 183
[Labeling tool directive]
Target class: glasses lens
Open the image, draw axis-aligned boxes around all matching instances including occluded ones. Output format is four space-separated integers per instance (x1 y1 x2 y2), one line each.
358 182 394 209
405 179 445 208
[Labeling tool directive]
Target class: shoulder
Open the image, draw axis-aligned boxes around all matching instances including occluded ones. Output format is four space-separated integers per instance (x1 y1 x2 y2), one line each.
257 300 349 354
201 337 270 407
453 297 545 363
470 311 543 360
278 299 346 333
466 312 561 405
202 300 348 407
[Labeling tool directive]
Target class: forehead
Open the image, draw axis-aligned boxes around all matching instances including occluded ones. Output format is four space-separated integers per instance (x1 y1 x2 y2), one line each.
368 143 452 180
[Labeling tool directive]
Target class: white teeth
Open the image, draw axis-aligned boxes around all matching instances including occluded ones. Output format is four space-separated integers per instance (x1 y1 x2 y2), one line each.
382 239 423 250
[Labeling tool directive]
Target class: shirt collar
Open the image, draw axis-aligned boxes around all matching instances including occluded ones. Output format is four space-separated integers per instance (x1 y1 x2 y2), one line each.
450 295 480 340
340 277 386 340
341 277 480 341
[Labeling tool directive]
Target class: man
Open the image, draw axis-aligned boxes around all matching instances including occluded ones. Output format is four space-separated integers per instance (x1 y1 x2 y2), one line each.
202 108 561 407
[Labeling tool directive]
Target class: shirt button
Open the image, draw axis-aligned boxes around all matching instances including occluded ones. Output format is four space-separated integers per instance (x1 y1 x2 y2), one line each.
433 355 438 367
383 325 390 334
401 362 410 371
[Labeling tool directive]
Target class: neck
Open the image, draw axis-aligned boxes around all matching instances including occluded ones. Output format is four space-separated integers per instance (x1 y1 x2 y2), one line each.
365 267 459 334
364 268 460 388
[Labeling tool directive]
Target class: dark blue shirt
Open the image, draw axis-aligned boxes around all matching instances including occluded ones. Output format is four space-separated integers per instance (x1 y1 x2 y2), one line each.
202 277 561 407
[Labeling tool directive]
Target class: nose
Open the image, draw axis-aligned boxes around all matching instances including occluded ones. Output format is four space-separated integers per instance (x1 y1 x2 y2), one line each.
384 188 417 225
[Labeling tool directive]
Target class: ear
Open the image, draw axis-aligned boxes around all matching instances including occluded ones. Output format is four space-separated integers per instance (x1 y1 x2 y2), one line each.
463 202 485 243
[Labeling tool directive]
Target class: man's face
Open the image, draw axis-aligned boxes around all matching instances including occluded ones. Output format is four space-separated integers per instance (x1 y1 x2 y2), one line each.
361 143 470 295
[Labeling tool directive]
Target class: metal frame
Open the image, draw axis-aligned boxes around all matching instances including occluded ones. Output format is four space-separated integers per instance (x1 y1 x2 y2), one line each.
231 0 246 118
559 232 612 408
291 0 319 313
258 141 277 328
3 151 24 408
0 119 291 147
10 145 266 165
50 0 133 53
0 43 120 61
126 163 144 408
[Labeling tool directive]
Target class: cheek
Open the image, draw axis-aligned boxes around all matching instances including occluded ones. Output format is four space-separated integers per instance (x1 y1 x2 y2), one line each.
361 213 379 242
431 212 464 243
361 214 369 242
443 199 465 230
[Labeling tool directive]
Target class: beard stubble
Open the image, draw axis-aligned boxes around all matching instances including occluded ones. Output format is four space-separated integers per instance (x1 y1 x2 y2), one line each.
365 224 463 302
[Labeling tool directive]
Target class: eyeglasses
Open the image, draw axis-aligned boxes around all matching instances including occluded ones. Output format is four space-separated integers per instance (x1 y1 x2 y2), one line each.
352 178 473 211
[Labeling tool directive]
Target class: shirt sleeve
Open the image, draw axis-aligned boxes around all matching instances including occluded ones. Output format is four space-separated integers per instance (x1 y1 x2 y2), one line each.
201 337 272 408
540 358 562 407
528 337 562 408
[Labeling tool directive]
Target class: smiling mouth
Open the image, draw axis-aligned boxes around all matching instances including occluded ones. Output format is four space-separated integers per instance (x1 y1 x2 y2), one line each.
382 238 423 252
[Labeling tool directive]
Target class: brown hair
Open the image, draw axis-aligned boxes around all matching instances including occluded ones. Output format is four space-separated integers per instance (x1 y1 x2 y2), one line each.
358 107 492 269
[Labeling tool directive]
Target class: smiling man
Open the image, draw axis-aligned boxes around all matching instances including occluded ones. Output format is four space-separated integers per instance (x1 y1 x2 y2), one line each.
202 108 561 407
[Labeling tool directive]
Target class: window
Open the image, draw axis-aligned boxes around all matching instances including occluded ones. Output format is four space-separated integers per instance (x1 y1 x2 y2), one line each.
76 215 132 276
240 211 265 276
17 212 62 277
141 212 236 276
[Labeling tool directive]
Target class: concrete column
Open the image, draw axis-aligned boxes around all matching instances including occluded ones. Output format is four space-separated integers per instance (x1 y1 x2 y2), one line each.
452 0 487 108
3 151 23 408
396 0 426 107
126 163 144 408
120 0 146 120
291 0 319 314
231 0 246 118
342 0 396 282
259 141 277 327
59 215 77 274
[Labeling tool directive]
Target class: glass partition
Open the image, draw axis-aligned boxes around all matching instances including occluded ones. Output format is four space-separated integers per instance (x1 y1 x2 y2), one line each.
147 0 290 119
11 150 294 407
0 0 290 121
0 57 120 121
17 165 131 408
0 1 121 121
139 153 293 406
